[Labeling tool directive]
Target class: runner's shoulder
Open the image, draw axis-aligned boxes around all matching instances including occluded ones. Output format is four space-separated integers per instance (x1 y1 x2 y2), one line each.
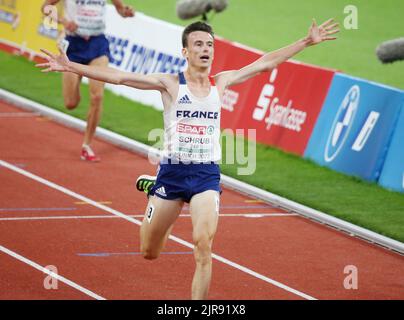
151 73 179 89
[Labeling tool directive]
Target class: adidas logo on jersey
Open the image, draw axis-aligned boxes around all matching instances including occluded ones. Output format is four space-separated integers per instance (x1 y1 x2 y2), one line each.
155 186 167 197
179 95 192 104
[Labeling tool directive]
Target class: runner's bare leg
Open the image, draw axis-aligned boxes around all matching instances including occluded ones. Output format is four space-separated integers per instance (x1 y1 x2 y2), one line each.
189 190 219 300
83 55 109 146
140 196 184 259
62 72 81 110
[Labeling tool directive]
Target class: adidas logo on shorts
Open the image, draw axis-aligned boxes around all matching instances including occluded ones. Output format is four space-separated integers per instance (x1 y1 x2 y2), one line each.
155 186 167 197
179 94 192 104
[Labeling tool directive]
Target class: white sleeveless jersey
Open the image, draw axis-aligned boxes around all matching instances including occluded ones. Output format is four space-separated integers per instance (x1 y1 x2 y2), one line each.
64 0 106 38
163 73 222 163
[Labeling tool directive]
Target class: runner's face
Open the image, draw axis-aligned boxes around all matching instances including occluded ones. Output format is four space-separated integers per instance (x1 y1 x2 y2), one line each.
183 31 214 69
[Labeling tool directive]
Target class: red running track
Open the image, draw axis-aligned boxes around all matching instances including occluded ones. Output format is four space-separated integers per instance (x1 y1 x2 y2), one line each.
0 100 403 300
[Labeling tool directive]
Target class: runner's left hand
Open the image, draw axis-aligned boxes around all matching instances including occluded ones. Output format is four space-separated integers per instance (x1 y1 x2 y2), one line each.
118 5 135 18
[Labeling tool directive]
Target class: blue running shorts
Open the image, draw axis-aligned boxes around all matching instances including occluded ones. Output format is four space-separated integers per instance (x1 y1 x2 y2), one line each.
65 34 110 65
149 162 222 203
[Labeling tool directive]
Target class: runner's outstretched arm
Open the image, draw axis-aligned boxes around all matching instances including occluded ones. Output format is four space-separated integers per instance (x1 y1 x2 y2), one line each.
36 46 166 91
216 18 340 89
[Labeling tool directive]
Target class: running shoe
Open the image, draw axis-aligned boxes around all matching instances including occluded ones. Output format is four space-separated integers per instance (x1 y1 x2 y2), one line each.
136 175 156 194
81 145 100 162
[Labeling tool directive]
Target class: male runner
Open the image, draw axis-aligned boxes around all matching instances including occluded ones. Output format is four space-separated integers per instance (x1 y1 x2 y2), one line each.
37 19 339 299
41 0 134 162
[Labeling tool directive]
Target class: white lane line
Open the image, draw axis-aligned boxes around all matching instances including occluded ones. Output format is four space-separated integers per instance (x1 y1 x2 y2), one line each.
0 159 316 300
0 245 105 300
0 213 298 221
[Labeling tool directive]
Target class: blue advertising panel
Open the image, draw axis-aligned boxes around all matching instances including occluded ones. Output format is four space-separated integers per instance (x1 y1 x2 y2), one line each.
379 106 404 193
304 73 404 182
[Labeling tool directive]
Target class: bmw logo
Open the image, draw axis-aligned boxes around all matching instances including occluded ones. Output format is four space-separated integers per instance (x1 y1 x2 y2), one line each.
324 85 360 162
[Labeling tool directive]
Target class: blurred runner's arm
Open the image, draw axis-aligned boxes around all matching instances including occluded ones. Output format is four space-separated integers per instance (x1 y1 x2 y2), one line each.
111 0 136 17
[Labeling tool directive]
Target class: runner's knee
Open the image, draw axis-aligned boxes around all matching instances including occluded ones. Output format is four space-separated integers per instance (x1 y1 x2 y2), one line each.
194 237 212 266
142 250 159 260
141 244 160 260
90 91 104 106
64 97 80 110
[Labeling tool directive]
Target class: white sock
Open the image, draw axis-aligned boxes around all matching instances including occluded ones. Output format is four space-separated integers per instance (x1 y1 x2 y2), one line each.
82 144 94 156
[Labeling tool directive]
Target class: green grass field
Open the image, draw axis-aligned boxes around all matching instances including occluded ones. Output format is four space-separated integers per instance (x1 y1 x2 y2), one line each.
1 0 403 242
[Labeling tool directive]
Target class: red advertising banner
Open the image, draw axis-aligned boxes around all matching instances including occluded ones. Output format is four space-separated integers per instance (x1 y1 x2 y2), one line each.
212 37 336 155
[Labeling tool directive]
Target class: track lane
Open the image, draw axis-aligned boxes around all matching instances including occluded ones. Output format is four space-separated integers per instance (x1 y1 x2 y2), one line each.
0 250 95 300
0 160 309 300
1 100 403 300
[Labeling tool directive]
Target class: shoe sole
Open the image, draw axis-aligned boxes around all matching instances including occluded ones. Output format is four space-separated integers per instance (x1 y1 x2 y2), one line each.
80 156 100 162
136 175 156 191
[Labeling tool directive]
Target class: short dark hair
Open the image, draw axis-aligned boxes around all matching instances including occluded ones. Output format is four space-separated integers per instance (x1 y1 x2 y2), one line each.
182 21 214 48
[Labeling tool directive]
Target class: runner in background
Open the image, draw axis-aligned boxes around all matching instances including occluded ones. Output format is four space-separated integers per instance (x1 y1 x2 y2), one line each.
41 0 134 162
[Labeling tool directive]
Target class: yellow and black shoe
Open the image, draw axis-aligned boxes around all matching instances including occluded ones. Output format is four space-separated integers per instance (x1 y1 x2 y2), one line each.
136 175 156 194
